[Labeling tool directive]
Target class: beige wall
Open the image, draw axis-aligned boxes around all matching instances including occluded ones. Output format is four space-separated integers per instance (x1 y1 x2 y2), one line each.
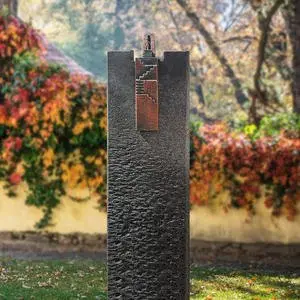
0 184 107 234
0 184 299 243
190 202 300 244
190 188 300 244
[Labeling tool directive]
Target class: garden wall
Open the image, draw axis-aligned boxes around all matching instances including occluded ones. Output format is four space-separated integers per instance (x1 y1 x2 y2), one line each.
1 183 299 244
190 189 300 243
0 183 107 234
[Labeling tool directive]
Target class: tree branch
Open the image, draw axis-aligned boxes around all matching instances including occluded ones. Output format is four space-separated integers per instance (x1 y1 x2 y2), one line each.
253 0 285 104
222 35 254 44
176 0 248 107
283 0 300 113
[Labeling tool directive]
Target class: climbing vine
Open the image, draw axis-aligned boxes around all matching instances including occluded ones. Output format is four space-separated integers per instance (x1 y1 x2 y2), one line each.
0 15 107 228
190 120 300 221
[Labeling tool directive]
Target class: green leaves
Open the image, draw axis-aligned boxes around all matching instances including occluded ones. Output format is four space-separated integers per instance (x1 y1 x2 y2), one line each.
231 112 300 140
258 112 300 137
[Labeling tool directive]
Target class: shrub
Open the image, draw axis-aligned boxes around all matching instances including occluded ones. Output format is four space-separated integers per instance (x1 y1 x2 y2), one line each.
257 113 300 138
190 122 300 221
233 112 300 140
0 15 107 228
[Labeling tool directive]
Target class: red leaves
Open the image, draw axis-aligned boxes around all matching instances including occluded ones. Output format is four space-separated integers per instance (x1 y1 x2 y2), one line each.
264 197 273 208
9 172 22 185
0 105 7 120
237 197 247 207
4 137 22 152
190 123 300 220
14 88 30 103
3 88 31 122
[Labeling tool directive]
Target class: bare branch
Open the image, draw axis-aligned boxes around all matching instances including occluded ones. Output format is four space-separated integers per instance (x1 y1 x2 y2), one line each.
176 0 249 107
224 2 248 32
222 35 254 44
253 0 285 104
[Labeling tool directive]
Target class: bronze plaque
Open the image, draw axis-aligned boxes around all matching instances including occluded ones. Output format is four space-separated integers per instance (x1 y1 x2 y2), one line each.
135 34 158 131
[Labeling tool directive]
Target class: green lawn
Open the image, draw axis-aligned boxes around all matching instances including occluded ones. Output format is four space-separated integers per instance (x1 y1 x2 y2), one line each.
0 258 298 299
190 266 299 300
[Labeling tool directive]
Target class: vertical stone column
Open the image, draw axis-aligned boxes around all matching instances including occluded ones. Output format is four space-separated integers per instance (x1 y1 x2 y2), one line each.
107 50 189 299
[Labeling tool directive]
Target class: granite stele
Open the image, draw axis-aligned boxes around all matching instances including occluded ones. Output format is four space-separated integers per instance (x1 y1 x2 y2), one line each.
107 34 190 299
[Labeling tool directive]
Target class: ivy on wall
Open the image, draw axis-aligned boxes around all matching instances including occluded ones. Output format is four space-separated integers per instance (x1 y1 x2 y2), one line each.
190 121 300 221
0 15 107 228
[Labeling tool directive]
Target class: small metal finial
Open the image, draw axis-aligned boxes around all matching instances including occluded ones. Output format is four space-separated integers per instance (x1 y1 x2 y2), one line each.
143 33 156 57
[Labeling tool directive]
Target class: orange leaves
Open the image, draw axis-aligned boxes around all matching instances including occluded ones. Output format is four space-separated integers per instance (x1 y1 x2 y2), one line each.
43 148 55 168
61 163 86 188
0 16 43 59
72 121 92 135
0 105 7 124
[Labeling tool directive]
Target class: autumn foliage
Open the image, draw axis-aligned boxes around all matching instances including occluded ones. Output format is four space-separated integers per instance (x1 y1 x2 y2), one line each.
0 15 107 228
190 123 300 221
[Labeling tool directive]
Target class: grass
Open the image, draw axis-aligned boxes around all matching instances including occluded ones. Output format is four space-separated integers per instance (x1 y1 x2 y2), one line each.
0 259 107 299
190 266 300 300
0 258 299 299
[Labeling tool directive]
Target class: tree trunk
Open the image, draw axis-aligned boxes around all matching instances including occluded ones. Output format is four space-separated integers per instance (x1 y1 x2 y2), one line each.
287 0 300 113
0 0 18 16
176 0 249 108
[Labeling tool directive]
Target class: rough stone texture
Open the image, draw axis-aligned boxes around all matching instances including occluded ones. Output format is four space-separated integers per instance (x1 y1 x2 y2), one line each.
107 51 190 299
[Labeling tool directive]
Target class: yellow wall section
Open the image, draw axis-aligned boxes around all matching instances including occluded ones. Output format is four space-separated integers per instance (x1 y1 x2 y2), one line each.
190 203 300 244
0 183 299 243
0 184 107 234
190 188 300 244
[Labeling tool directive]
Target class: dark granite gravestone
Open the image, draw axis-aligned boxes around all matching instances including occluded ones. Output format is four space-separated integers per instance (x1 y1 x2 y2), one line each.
107 44 190 299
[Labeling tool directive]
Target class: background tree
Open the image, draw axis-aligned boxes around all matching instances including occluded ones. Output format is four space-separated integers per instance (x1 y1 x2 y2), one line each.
0 0 18 15
285 0 300 113
17 0 299 122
